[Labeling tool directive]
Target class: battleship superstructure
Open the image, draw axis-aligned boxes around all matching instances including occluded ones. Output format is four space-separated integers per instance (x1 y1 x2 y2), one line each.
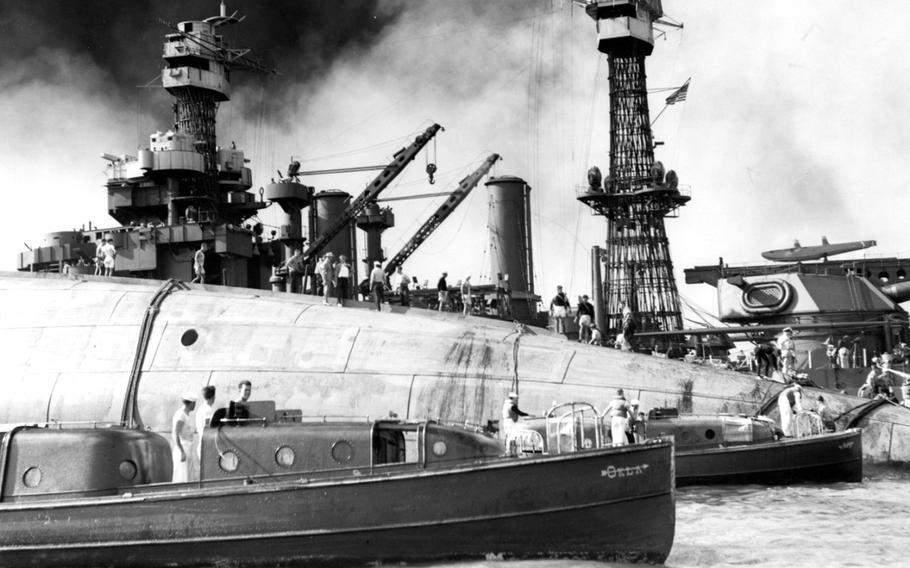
685 239 910 391
17 5 281 286
576 0 690 346
15 5 452 297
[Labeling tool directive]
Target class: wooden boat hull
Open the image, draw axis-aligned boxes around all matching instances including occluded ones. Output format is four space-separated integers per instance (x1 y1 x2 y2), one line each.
675 429 862 486
0 441 675 567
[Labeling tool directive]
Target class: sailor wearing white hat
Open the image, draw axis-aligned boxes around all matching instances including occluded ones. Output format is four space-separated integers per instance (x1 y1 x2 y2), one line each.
776 327 796 377
501 391 529 438
172 392 198 483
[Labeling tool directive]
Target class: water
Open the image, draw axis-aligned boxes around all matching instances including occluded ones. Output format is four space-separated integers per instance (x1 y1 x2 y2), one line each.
431 467 910 568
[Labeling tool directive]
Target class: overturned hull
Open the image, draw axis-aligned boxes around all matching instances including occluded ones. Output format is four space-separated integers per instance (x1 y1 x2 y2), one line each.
1 271 908 464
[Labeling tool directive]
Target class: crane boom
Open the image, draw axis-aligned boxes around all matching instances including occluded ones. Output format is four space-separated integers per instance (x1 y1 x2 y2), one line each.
302 124 443 263
384 153 501 275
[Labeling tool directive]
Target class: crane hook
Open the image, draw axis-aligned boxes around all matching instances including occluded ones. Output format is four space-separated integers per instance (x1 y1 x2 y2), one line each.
426 163 437 185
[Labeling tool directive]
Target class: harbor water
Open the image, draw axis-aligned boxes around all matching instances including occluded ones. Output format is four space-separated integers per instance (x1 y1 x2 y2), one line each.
429 467 910 568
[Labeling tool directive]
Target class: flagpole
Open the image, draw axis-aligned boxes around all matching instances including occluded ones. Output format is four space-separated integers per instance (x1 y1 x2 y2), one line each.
650 104 670 126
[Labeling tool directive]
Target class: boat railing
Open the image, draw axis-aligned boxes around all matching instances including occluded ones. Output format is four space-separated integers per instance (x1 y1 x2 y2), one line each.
0 420 128 430
429 418 496 434
794 411 825 437
545 402 602 453
217 417 269 427
504 429 545 456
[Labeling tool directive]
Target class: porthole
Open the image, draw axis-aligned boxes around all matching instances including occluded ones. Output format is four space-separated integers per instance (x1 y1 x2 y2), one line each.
181 329 199 347
119 460 138 481
275 446 296 467
432 441 448 457
219 450 239 472
22 467 41 488
705 429 716 440
331 440 354 463
897 269 906 280
878 271 890 283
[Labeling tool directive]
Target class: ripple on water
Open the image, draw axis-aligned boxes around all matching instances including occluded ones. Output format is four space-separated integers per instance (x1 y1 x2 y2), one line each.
667 471 910 567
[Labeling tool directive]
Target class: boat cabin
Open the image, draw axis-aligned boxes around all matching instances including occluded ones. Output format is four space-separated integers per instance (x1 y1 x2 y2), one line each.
643 408 777 450
200 401 503 480
0 425 171 502
0 407 503 503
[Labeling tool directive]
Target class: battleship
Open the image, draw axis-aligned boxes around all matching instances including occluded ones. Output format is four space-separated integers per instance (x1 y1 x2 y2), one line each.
5 0 910 475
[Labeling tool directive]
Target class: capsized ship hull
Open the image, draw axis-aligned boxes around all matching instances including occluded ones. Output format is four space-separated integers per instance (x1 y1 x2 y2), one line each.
0 271 907 464
0 440 676 567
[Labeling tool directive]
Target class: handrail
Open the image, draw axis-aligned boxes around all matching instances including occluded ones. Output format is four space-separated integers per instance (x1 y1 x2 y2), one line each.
368 420 377 475
417 422 427 468
794 410 824 437
544 402 601 453
121 278 189 428
504 429 544 455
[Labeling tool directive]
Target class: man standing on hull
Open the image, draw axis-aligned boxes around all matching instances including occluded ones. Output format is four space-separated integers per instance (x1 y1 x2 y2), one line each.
370 261 386 311
191 242 206 284
437 271 449 312
550 285 570 335
576 295 595 343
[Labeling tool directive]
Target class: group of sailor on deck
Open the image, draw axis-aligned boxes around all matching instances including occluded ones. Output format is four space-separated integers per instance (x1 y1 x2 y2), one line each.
500 381 837 453
170 380 252 482
500 389 643 448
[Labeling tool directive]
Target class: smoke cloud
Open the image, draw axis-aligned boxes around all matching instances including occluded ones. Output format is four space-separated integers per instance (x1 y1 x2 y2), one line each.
3 1 910 318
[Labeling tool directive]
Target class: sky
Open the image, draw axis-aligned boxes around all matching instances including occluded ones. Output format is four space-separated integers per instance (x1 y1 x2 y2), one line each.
2 0 909 322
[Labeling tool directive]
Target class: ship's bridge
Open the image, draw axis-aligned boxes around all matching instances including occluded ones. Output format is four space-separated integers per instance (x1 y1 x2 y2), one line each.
163 20 230 101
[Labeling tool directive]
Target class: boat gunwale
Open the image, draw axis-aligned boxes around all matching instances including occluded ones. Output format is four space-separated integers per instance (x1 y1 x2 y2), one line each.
0 488 675 552
0 440 674 512
673 428 861 457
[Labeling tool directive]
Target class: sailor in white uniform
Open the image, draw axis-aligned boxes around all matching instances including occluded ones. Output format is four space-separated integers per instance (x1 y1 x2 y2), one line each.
777 384 803 437
171 392 197 483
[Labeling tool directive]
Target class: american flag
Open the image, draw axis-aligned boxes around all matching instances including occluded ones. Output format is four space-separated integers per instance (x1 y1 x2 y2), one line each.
665 78 690 105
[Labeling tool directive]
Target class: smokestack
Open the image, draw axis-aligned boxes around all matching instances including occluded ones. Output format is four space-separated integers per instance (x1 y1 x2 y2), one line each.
486 175 533 294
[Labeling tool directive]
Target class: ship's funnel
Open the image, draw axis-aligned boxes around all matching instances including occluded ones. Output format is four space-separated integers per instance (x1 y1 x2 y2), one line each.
486 176 533 294
313 190 354 261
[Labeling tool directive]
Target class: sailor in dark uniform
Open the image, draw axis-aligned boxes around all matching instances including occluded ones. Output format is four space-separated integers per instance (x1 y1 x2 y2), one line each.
228 380 252 421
